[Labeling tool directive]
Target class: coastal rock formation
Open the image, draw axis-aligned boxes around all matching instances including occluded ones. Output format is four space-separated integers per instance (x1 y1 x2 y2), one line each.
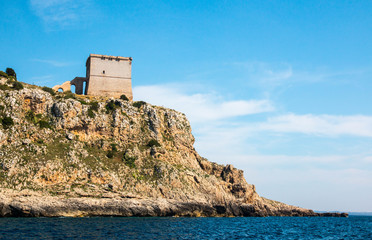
0 81 347 217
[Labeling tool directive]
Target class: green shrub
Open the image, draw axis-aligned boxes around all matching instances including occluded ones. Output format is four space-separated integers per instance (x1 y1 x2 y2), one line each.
115 100 121 107
1 116 14 129
87 101 99 118
26 110 38 124
122 154 136 168
63 91 76 99
0 84 10 91
5 68 16 79
147 139 161 148
105 100 120 113
87 108 95 118
111 143 118 152
120 94 129 101
89 101 99 111
38 120 52 129
12 82 23 90
26 111 48 127
133 101 146 108
106 143 119 158
42 87 56 96
106 151 114 158
26 111 52 130
106 100 115 111
78 99 87 105
0 71 8 78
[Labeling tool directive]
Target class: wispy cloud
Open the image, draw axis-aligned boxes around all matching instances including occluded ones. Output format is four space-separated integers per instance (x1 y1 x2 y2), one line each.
259 114 372 137
230 154 371 169
134 84 274 123
32 59 76 67
134 83 372 138
225 61 370 92
29 0 94 29
362 156 372 163
193 113 372 164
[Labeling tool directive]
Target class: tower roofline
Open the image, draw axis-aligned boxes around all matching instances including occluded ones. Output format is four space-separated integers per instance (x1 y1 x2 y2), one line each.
89 54 132 61
86 54 132 66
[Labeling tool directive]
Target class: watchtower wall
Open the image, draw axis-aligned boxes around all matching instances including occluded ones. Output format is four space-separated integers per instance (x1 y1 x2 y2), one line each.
86 54 133 100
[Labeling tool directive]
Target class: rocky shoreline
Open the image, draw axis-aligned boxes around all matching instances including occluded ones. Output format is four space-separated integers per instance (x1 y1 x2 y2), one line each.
0 190 347 218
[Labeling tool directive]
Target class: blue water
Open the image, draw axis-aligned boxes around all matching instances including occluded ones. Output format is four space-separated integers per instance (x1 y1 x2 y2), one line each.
0 216 371 239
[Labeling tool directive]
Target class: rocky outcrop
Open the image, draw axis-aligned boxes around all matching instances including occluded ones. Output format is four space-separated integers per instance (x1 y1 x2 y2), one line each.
0 189 345 217
0 82 347 217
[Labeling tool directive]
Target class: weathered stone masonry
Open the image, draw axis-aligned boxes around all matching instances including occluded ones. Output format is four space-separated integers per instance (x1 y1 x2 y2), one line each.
53 54 133 100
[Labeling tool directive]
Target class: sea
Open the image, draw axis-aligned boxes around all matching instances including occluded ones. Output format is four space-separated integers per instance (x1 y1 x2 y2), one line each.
0 216 371 239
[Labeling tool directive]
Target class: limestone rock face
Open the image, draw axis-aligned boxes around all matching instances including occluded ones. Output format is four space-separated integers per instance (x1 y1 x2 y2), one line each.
0 83 347 217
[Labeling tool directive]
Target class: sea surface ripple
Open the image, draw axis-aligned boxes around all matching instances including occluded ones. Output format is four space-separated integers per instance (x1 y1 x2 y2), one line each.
0 216 371 239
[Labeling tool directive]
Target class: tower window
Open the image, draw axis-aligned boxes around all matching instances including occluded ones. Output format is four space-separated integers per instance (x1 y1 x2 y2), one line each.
103 70 105 74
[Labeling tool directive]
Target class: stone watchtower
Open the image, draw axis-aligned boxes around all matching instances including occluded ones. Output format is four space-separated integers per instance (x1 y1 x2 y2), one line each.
53 54 133 100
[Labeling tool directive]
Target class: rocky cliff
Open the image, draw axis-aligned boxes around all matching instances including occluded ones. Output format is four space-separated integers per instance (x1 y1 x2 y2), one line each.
0 79 347 217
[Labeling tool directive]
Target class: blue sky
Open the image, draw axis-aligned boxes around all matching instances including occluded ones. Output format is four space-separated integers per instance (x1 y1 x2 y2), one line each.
1 0 372 212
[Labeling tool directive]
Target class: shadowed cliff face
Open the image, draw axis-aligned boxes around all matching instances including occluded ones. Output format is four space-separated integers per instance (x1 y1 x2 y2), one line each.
0 82 347 217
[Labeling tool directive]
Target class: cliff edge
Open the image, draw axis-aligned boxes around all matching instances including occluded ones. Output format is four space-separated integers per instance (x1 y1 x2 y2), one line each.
0 80 347 217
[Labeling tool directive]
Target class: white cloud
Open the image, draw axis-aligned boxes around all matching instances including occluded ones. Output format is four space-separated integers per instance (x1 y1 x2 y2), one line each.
133 84 274 123
259 114 372 137
362 156 372 163
229 61 369 93
227 154 372 173
29 0 93 29
193 113 372 165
